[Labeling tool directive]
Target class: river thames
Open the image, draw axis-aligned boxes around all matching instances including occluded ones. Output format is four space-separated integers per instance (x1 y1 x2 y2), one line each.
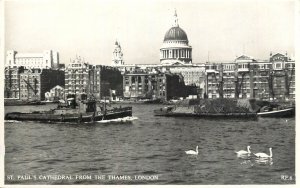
5 104 295 184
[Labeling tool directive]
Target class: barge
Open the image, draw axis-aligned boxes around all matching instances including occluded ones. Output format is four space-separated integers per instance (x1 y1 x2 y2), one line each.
5 100 46 106
154 99 295 119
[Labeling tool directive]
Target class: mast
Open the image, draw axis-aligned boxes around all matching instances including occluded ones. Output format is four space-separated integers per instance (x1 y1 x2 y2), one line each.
27 74 29 100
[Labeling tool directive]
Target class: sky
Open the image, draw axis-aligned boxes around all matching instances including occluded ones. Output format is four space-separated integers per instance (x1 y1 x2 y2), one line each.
4 0 295 65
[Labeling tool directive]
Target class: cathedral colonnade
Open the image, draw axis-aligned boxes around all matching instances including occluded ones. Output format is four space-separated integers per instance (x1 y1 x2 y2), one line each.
160 48 192 59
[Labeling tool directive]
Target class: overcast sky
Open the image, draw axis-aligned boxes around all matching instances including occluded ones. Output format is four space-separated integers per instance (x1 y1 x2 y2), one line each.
5 0 295 65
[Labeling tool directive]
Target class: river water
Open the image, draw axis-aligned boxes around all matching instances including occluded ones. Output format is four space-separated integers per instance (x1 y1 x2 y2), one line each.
4 104 295 184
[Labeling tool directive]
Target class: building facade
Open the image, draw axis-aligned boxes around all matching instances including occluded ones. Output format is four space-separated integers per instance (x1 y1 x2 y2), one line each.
113 11 206 99
113 10 295 102
160 10 192 65
203 53 295 101
112 41 125 66
45 85 65 102
4 67 23 99
122 68 194 101
20 69 64 101
65 57 123 100
6 50 60 69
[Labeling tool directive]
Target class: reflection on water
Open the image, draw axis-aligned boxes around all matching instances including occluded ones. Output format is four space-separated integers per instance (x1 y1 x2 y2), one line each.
255 158 273 165
236 153 251 159
239 156 273 166
5 104 295 184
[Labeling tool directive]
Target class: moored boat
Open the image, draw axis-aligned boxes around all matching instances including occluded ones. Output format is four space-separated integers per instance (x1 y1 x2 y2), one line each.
4 100 46 106
154 98 295 119
154 106 257 119
257 107 295 118
5 98 132 123
154 99 259 119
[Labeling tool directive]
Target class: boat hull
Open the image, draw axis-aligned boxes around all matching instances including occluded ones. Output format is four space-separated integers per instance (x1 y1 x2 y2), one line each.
154 109 257 119
257 107 295 118
4 100 46 106
5 107 132 123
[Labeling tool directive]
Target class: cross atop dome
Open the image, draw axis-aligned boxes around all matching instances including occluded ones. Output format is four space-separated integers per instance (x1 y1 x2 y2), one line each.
173 9 179 27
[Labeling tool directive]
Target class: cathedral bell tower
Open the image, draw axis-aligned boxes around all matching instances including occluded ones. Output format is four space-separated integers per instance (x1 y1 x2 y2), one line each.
112 40 124 66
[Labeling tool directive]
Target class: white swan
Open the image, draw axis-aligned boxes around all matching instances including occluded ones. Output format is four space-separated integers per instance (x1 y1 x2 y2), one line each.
185 146 199 155
235 146 251 155
254 148 273 158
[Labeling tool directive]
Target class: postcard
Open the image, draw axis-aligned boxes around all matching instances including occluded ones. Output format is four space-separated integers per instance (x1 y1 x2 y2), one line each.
1 0 298 187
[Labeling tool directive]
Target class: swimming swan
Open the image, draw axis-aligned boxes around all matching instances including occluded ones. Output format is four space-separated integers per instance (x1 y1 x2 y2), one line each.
185 146 199 155
235 146 251 155
254 148 273 158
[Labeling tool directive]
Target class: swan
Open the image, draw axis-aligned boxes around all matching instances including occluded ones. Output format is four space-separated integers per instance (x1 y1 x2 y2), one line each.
254 148 272 158
235 146 251 155
185 146 198 155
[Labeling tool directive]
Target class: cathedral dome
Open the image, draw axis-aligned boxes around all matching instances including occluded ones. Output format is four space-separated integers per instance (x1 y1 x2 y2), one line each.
163 27 188 42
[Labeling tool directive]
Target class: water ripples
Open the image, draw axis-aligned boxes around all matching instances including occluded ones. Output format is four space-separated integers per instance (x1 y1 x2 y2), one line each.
5 104 295 184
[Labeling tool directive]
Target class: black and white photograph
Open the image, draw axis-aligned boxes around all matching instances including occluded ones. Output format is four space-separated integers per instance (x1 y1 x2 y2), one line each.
1 0 298 186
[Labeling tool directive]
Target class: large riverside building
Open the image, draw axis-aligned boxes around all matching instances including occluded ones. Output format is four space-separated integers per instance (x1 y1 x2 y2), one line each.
203 53 295 100
6 50 60 69
4 67 65 101
64 57 123 100
4 67 22 99
122 68 195 101
19 69 64 101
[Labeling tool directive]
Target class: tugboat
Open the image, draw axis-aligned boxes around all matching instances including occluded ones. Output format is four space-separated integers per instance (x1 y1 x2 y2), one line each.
5 97 132 123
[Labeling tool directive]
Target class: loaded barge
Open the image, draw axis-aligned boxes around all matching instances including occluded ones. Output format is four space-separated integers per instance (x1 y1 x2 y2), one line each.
154 99 295 119
5 98 132 123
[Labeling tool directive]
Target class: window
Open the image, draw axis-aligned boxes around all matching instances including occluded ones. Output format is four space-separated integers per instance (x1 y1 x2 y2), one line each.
274 63 282 69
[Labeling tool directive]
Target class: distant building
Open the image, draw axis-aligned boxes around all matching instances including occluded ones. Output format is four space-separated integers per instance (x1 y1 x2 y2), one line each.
234 55 256 99
222 62 236 98
113 9 295 102
203 53 295 101
123 70 157 99
64 57 98 100
64 57 123 100
204 63 222 99
4 67 23 99
122 69 193 101
159 10 205 94
157 72 192 101
6 50 60 69
114 10 205 97
160 10 192 65
269 53 295 100
167 65 206 87
112 40 124 66
19 68 64 101
45 85 65 102
5 67 65 100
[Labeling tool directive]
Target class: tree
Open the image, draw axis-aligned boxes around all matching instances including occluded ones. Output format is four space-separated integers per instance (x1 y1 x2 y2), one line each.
217 80 224 99
267 70 275 100
216 65 224 99
234 72 246 99
284 64 295 100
